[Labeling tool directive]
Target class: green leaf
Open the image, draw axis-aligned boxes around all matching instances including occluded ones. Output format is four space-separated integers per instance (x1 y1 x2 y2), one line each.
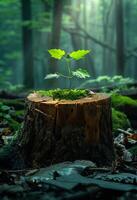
69 50 90 60
1 105 10 111
48 49 66 60
72 68 90 79
45 73 60 80
4 114 11 120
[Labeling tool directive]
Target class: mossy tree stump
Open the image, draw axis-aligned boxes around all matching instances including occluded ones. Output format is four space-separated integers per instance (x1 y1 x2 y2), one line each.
19 93 114 167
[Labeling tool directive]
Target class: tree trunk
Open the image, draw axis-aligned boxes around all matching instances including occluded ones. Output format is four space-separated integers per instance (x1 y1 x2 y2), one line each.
115 0 125 75
83 0 95 77
21 0 34 88
19 93 114 168
50 0 63 49
70 1 83 50
48 0 63 89
102 0 114 75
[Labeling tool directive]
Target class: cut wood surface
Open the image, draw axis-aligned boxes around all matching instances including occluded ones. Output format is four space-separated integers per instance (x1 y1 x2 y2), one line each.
19 93 114 167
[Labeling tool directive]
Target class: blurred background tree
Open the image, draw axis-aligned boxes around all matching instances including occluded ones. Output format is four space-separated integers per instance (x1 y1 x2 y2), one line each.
0 0 137 90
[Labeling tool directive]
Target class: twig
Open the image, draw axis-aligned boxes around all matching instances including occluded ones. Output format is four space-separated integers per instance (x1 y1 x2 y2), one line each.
117 128 132 136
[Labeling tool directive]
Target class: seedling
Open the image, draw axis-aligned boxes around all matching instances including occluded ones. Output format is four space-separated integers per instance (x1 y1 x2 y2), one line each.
45 49 91 87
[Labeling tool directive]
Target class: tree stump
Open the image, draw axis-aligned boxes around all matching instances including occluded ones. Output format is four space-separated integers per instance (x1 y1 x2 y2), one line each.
19 93 114 167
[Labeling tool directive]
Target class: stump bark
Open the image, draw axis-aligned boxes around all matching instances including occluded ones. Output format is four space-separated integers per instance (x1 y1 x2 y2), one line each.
19 93 114 167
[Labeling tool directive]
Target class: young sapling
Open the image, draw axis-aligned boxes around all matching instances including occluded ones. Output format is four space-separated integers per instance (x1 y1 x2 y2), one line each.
45 49 91 87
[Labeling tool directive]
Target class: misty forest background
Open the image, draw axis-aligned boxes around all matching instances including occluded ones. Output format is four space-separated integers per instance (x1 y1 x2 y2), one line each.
0 0 137 90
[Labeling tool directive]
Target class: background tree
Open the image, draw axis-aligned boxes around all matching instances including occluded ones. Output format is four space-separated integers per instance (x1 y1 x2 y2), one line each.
21 0 34 88
115 0 124 75
0 0 137 90
0 0 22 88
47 0 63 88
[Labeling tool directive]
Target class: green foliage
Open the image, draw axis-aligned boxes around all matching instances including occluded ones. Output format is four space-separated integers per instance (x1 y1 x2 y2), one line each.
45 73 60 80
6 84 24 92
37 89 89 100
45 49 91 87
48 49 66 60
0 102 10 113
1 99 24 109
0 102 20 131
69 50 90 60
111 94 137 108
72 68 90 79
96 76 111 83
79 75 134 90
112 108 131 135
0 98 24 133
15 110 24 117
0 76 24 92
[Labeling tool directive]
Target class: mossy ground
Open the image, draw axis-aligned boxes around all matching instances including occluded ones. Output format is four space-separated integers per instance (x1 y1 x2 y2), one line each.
112 108 131 135
111 93 137 108
37 89 89 100
111 93 137 134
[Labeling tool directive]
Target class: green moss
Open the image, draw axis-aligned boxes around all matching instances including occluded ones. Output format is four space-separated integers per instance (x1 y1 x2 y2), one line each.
37 89 89 100
112 108 131 135
111 93 137 108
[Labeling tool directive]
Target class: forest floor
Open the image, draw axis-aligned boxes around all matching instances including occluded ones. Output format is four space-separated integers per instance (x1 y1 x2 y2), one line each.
0 88 137 200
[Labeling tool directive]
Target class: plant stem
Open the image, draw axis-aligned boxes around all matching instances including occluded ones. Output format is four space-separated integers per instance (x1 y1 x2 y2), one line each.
66 59 72 88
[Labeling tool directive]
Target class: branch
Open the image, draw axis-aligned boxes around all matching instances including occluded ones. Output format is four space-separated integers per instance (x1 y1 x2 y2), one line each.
63 17 137 60
63 27 116 52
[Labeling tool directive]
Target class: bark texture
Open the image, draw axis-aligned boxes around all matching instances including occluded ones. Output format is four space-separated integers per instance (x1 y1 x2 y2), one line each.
20 93 114 167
